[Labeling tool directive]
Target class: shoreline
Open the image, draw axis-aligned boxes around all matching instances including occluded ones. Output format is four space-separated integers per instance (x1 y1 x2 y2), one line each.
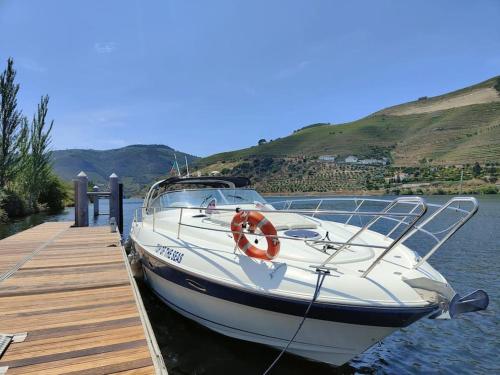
261 189 498 197
129 188 498 200
261 190 386 197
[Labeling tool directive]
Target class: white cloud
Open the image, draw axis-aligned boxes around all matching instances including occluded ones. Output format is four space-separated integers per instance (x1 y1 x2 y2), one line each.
53 107 129 148
88 108 128 127
19 58 46 73
94 42 117 54
275 60 311 79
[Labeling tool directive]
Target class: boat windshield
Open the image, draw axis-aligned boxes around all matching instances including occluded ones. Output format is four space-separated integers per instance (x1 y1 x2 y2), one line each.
153 188 267 209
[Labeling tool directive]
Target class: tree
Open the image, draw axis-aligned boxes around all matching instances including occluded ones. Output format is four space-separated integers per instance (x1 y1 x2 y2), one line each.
29 96 54 209
38 173 68 212
18 96 53 210
0 58 23 188
472 162 482 178
0 58 63 218
13 117 30 197
258 138 267 146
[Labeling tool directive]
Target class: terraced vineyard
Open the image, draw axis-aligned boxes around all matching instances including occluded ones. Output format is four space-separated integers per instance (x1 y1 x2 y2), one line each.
256 167 385 193
221 158 386 193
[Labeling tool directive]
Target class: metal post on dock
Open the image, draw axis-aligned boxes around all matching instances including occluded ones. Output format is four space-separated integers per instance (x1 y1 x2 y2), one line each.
73 171 122 232
75 171 89 227
109 173 120 232
93 185 100 217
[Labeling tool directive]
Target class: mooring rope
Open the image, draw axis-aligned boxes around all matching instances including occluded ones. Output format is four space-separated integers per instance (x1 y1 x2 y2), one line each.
262 268 329 375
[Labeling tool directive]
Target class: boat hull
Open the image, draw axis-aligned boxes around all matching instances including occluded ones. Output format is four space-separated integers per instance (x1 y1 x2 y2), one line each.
141 260 406 366
130 185 481 367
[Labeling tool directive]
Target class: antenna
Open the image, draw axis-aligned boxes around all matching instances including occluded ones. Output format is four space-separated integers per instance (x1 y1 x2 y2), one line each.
174 153 181 177
459 167 464 194
185 155 190 177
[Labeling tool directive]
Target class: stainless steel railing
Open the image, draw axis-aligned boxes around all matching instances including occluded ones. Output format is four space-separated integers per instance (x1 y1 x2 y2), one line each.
132 195 478 277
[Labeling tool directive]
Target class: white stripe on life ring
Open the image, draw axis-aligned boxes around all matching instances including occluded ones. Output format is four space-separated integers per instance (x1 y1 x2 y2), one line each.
241 241 252 252
256 218 269 231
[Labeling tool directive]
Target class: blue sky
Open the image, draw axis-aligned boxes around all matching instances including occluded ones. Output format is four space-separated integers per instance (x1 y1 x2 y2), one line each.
1 0 499 156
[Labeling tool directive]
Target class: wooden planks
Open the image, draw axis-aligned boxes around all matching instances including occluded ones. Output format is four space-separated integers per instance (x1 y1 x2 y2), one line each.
0 222 162 374
0 222 69 279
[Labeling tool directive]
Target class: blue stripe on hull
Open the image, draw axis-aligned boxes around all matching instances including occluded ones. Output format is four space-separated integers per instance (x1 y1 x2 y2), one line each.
138 244 437 328
148 279 345 350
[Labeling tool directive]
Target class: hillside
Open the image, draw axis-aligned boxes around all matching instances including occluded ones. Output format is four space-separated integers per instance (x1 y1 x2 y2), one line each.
52 145 198 196
199 76 500 167
376 77 500 116
195 76 500 194
51 77 500 196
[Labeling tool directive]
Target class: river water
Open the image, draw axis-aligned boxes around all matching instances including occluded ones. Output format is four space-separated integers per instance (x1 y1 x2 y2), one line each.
1 196 499 374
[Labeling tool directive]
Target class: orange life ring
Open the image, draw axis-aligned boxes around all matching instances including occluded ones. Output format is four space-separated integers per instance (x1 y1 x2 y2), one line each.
231 210 280 260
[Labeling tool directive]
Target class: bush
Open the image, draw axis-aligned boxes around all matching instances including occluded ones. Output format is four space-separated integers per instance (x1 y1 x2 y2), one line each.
494 77 500 94
1 189 29 218
479 185 498 195
0 207 6 223
0 190 7 223
434 188 446 195
38 175 68 212
472 162 482 177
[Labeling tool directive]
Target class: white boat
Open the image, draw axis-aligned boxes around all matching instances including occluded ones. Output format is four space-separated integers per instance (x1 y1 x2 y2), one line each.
129 176 488 367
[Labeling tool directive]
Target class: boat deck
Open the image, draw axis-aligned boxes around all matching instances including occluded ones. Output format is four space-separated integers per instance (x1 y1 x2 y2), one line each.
0 222 166 374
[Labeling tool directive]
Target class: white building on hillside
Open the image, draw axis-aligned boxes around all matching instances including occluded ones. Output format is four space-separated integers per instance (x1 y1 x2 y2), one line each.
394 172 409 181
359 158 389 165
319 155 336 162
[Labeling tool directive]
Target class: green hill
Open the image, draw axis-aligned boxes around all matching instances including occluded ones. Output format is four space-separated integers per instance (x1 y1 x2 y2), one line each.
199 76 500 167
195 76 500 194
52 144 198 196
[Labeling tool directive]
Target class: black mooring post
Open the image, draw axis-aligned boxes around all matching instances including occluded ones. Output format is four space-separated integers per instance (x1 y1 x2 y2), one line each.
118 183 124 235
76 171 89 227
73 179 78 226
93 185 99 217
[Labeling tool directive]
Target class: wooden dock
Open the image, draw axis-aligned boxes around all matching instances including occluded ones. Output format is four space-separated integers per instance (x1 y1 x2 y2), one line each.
0 222 166 374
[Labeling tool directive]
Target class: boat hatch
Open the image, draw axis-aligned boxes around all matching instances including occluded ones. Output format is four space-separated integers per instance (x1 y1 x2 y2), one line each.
284 229 321 239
